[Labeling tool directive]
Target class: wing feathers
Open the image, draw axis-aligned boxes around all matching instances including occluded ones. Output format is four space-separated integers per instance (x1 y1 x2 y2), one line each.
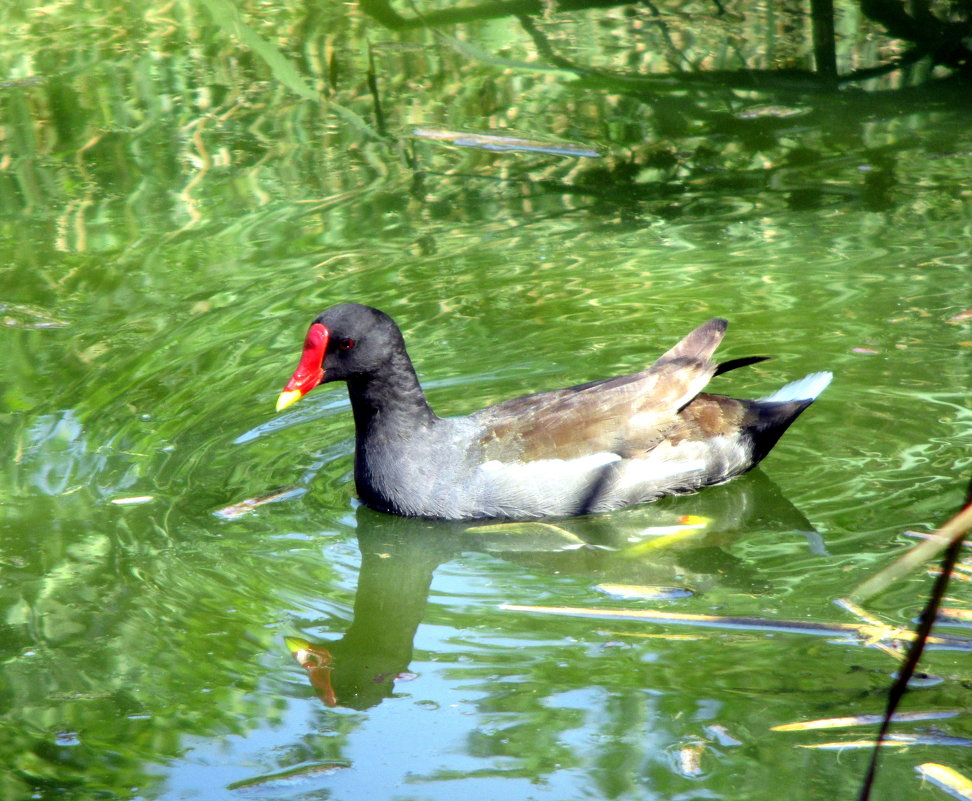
478 319 731 462
653 317 727 365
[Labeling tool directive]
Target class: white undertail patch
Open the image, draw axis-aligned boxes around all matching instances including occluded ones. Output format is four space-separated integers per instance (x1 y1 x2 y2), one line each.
759 371 833 403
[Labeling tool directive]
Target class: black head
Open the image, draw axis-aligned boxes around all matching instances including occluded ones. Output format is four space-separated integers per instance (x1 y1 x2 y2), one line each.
276 303 406 411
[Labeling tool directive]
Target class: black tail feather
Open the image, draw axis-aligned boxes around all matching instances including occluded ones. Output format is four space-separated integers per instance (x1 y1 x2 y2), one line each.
745 399 814 466
714 355 770 377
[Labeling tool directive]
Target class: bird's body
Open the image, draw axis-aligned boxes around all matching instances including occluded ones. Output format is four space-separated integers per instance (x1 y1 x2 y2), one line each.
276 304 832 520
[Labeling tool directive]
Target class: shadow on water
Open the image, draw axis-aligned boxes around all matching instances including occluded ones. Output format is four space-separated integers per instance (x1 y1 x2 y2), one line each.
301 469 821 710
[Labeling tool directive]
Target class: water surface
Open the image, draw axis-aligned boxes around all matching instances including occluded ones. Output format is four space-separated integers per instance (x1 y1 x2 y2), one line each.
2 2 971 799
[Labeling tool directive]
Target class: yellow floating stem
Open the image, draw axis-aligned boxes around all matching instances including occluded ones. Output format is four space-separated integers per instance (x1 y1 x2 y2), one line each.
463 521 588 550
798 739 911 751
110 495 155 505
598 629 702 641
214 487 303 520
772 710 959 732
500 604 972 647
595 583 693 601
916 763 972 800
835 597 889 629
465 521 584 540
940 607 972 622
851 502 972 603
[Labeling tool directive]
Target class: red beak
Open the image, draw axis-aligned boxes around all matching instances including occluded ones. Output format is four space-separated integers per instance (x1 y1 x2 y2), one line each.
276 323 328 411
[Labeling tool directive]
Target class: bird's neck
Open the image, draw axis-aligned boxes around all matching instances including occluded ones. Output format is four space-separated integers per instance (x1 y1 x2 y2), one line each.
345 351 437 439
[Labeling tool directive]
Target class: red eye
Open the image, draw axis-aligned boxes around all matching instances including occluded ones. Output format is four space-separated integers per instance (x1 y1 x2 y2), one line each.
338 338 355 351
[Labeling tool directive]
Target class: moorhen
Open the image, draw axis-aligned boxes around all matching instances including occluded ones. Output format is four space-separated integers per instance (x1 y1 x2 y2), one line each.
276 303 832 520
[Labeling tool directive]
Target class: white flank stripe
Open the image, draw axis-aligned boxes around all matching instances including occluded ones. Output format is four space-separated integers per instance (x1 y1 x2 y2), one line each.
478 452 622 478
614 458 706 492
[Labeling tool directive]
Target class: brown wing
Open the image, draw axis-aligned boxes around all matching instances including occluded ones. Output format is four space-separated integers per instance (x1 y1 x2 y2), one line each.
475 318 729 462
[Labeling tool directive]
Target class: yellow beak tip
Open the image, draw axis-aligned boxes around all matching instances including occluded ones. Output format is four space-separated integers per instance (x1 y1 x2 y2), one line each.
276 390 303 412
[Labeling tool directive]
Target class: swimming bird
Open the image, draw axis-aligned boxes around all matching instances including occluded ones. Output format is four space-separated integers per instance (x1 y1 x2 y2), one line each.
276 303 831 520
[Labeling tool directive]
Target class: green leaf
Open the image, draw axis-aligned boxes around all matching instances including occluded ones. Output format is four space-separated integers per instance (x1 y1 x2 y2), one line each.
195 0 318 101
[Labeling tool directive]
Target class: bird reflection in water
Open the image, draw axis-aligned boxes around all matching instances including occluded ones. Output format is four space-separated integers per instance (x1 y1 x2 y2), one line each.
284 469 825 709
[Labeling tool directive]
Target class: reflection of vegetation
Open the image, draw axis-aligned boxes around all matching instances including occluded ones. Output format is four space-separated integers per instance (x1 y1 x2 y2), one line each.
362 0 972 81
2 0 971 270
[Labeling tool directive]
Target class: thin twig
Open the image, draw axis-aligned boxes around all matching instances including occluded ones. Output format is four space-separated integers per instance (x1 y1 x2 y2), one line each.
856 480 972 801
366 41 387 138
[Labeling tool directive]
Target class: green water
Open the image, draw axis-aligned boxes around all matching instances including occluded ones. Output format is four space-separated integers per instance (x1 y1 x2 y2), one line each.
2 2 971 799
